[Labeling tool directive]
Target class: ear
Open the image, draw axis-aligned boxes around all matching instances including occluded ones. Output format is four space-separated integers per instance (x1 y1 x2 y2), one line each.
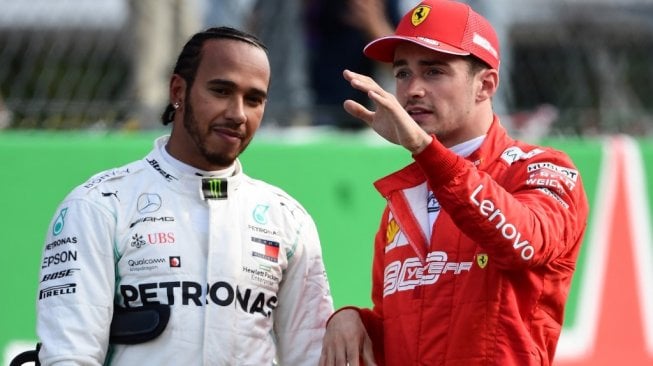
169 74 186 108
476 68 499 103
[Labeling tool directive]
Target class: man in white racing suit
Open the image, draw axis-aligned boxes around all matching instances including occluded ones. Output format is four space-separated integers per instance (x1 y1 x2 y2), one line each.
35 27 334 365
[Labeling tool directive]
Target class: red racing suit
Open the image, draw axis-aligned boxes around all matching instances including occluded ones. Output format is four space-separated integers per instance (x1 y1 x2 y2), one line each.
354 118 589 365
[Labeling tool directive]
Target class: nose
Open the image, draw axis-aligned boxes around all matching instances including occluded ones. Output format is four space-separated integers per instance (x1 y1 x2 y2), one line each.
405 76 426 99
224 97 247 124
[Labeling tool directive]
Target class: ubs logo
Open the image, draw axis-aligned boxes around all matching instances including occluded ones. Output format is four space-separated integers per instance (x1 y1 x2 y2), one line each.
138 193 162 213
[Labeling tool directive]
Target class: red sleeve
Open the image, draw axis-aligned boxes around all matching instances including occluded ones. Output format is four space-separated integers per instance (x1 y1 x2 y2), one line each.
413 136 589 269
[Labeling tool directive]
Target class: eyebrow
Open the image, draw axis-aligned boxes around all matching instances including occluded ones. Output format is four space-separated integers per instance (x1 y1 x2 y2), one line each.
207 78 268 99
392 59 448 68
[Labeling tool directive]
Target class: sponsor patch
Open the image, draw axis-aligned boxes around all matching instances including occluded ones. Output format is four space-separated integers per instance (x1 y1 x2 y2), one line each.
83 168 130 189
251 237 279 263
169 256 181 267
470 184 535 261
39 283 76 299
202 178 227 200
41 250 77 269
501 147 544 165
384 251 472 297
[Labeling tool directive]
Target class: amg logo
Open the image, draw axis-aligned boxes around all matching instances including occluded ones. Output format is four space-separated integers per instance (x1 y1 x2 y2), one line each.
129 216 175 228
39 283 76 299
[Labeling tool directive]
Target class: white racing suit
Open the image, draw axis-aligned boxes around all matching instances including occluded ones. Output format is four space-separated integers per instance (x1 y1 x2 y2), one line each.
36 136 334 365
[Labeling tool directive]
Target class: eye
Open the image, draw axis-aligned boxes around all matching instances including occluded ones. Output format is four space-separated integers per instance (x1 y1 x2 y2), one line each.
245 94 265 107
425 68 444 77
394 69 410 80
212 87 230 96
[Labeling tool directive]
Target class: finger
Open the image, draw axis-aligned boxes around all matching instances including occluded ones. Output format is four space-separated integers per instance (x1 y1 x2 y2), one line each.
367 89 398 111
343 100 374 124
343 70 379 93
345 346 361 366
361 336 378 366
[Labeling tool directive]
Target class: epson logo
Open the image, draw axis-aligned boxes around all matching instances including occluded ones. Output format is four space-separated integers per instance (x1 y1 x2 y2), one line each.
41 250 78 269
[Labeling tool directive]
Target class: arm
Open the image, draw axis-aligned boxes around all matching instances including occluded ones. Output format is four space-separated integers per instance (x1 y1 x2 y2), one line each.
274 208 334 365
36 197 116 365
414 139 589 268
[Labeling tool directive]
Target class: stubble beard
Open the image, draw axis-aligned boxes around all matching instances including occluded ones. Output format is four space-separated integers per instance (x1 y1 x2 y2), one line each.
183 102 239 169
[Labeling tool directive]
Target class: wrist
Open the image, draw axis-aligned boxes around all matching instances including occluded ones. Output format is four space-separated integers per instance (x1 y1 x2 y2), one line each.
409 135 434 154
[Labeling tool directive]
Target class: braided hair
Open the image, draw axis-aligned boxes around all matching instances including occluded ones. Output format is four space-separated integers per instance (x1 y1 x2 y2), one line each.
161 26 268 125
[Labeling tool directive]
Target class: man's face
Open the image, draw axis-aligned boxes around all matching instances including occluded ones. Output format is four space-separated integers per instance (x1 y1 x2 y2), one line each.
392 42 486 147
170 38 270 171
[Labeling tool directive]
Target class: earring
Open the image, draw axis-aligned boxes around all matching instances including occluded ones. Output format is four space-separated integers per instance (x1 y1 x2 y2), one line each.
173 102 180 109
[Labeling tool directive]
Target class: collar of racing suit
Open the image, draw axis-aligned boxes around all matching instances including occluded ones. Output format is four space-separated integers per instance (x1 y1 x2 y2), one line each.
146 135 245 200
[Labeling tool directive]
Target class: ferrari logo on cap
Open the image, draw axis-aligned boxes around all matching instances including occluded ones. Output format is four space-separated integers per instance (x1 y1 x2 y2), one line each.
476 253 489 269
411 5 431 26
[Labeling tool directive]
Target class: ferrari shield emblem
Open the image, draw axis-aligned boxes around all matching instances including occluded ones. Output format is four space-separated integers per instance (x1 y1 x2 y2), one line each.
386 218 400 245
476 253 489 268
411 5 431 26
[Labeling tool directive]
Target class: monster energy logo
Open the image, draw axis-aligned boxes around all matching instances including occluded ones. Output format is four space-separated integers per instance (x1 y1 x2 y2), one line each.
202 178 228 200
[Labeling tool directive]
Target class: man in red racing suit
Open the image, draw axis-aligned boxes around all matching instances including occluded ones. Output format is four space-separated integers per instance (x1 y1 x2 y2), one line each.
319 1 589 365
359 117 588 365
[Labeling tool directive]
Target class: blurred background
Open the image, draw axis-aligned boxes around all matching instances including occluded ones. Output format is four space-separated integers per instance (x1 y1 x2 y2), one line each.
0 0 652 137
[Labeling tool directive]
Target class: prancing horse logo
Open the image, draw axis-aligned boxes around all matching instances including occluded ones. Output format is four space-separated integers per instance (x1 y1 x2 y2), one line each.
411 5 431 26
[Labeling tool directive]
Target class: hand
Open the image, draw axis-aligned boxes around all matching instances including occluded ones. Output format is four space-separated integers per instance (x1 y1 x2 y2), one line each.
343 69 432 154
319 309 377 366
342 0 394 39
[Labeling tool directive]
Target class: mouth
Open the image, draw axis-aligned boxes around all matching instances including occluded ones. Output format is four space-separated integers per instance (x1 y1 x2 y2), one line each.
406 106 433 123
211 125 244 142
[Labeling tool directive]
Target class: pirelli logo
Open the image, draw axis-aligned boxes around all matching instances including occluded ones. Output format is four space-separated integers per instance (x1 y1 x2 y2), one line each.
39 283 77 299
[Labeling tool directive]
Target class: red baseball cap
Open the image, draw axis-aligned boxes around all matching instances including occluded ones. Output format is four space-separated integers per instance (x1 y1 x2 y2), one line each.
363 0 500 69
